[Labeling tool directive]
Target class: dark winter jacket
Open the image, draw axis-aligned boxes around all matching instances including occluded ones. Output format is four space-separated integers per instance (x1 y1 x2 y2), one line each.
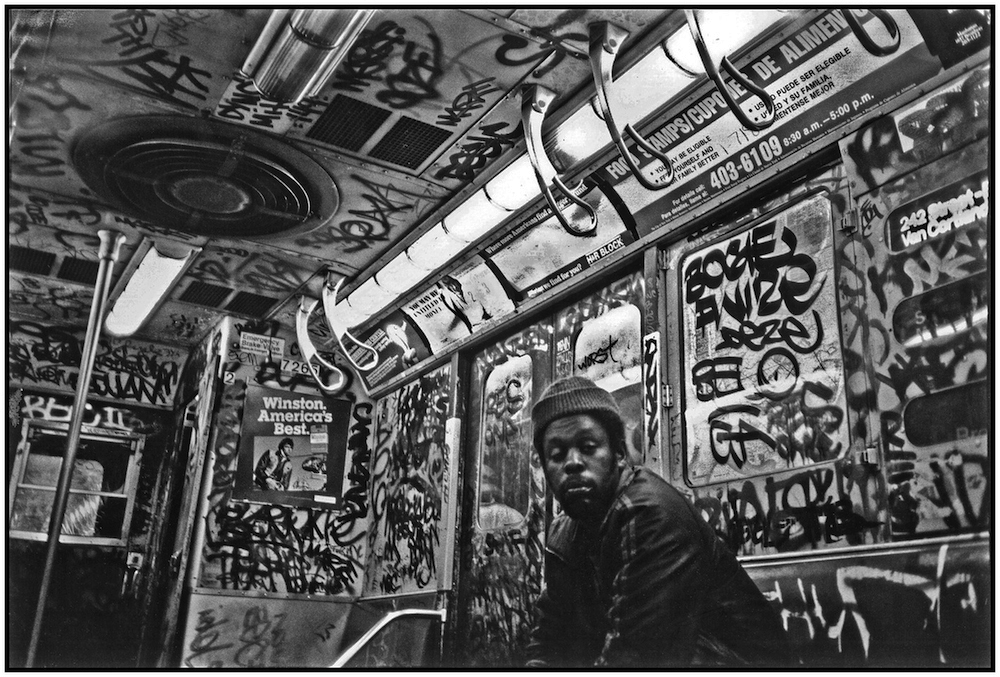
526 466 790 667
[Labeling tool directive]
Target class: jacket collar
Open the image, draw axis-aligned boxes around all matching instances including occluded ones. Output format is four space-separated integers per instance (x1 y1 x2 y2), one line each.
597 464 638 534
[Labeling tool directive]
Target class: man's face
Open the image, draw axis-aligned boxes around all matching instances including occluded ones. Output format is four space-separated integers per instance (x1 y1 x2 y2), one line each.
541 413 623 522
279 443 292 456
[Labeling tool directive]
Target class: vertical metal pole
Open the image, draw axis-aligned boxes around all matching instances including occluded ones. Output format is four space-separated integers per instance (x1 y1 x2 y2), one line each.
25 229 125 667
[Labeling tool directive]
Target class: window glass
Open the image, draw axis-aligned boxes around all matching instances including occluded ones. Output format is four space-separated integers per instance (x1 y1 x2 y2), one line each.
892 272 989 347
678 194 849 485
9 428 138 544
477 354 532 529
554 271 646 466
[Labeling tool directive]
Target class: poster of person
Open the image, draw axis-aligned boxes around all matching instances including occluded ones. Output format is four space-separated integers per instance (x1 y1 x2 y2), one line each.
403 258 515 354
353 310 432 391
234 385 352 507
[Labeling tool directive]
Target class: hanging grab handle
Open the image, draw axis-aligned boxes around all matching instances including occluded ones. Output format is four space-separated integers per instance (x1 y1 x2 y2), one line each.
296 296 349 394
685 9 775 132
842 9 900 57
589 22 674 190
521 84 598 237
321 275 380 373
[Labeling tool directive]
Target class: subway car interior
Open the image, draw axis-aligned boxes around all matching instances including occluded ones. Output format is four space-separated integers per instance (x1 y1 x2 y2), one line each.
6 7 993 668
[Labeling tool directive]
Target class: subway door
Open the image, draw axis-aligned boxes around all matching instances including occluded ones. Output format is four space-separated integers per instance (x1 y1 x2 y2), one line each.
148 339 222 666
838 68 991 541
553 271 650 468
662 167 886 557
452 321 551 667
7 413 169 668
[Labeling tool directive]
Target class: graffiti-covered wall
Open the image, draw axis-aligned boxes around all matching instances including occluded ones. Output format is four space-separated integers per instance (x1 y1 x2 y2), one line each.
8 320 188 407
664 63 990 569
181 591 352 668
363 365 453 596
181 319 375 667
747 538 991 666
669 176 885 557
195 320 374 597
839 64 990 539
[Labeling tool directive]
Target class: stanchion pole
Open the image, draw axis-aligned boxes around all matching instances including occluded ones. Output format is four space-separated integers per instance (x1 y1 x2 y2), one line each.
25 229 125 667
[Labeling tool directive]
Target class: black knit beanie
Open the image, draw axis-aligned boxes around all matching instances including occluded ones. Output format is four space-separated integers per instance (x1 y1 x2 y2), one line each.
532 375 623 457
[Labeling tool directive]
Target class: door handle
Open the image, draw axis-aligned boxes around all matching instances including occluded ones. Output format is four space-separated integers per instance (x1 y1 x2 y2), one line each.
121 551 144 599
168 549 184 577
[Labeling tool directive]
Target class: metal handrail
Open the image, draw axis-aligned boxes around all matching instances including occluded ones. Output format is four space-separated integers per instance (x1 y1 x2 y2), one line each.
521 84 598 237
842 8 900 57
685 9 775 132
331 608 447 668
321 274 380 372
295 296 349 394
589 21 674 190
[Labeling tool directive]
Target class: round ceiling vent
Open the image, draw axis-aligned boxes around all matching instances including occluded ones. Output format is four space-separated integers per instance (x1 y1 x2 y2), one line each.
72 116 338 239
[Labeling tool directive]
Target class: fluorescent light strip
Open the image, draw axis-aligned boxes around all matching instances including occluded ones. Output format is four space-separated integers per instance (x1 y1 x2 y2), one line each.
442 189 511 243
407 222 467 269
555 10 788 167
374 253 429 294
483 154 539 212
337 294 375 328
340 159 542 318
665 10 788 76
105 241 200 337
351 275 397 311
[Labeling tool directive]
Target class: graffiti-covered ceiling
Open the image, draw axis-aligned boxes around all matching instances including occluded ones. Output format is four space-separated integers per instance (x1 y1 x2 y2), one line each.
8 7 674 347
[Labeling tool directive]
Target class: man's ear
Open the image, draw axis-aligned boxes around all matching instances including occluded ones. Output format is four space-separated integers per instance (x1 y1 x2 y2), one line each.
616 440 628 468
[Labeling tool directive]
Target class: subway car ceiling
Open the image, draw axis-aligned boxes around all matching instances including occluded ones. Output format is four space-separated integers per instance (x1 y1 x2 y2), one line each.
11 7 987 398
7 7 993 670
10 7 677 394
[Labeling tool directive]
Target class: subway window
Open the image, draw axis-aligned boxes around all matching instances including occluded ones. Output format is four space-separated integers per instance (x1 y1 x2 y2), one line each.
9 424 142 546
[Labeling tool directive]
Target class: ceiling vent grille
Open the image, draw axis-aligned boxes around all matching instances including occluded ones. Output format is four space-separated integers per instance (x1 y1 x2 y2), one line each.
9 245 56 275
57 257 99 284
369 116 452 169
225 291 278 317
73 116 338 240
306 95 392 151
179 281 232 308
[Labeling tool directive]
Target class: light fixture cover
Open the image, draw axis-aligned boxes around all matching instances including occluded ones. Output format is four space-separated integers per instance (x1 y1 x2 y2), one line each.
442 190 510 243
407 222 467 269
349 276 396 313
484 154 546 213
666 10 787 75
104 241 200 337
375 253 429 294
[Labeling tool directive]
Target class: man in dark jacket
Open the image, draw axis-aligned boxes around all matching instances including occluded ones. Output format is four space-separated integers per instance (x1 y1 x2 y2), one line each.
254 437 293 491
526 376 790 667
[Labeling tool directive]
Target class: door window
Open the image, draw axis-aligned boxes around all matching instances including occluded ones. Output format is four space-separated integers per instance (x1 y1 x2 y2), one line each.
554 271 646 466
677 193 849 486
477 354 533 529
459 320 551 667
9 424 142 546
